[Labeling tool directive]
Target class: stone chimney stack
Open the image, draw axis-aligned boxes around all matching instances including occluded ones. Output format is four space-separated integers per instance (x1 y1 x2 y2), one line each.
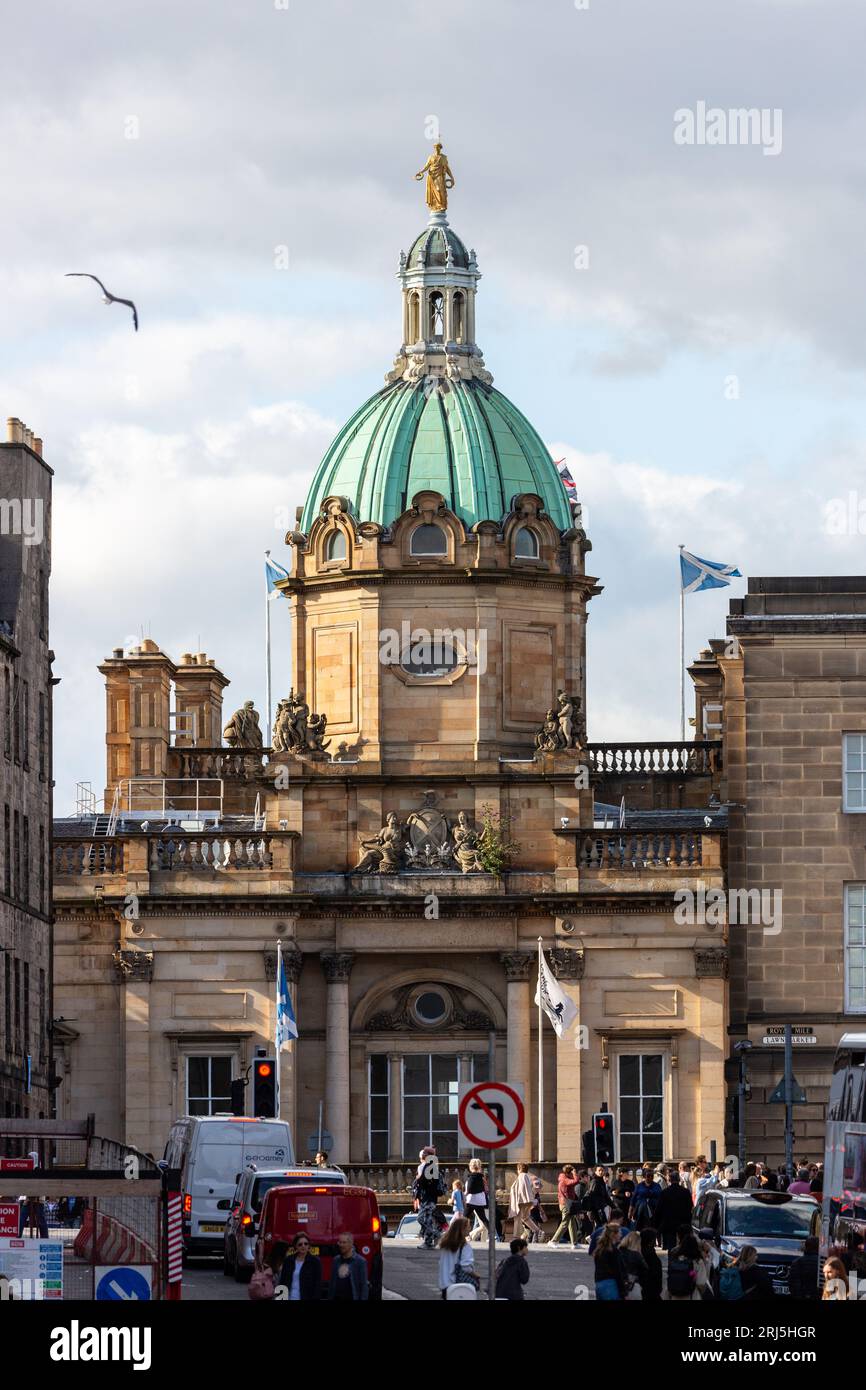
173 651 230 746
98 639 176 804
6 418 43 454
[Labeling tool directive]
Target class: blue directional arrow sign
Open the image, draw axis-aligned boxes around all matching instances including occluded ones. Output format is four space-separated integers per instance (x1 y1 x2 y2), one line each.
96 1266 152 1300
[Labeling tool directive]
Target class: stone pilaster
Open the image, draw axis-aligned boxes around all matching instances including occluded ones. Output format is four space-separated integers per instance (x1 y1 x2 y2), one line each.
388 1051 402 1161
500 952 533 1161
321 951 355 1163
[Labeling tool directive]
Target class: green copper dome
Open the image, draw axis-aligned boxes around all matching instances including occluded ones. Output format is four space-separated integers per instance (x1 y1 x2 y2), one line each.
300 377 573 533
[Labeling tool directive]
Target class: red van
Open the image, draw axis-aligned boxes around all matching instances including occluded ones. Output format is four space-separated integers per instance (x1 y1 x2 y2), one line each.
256 1183 384 1299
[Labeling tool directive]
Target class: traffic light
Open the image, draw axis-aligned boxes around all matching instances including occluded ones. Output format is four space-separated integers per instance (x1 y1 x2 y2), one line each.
252 1058 277 1117
592 1111 616 1164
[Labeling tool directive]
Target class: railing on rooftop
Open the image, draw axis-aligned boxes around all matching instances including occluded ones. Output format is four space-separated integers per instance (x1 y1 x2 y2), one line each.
584 740 722 776
575 828 716 869
53 839 124 877
148 834 273 872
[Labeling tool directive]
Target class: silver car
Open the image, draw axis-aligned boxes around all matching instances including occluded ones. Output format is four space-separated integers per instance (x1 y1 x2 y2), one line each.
221 1164 346 1279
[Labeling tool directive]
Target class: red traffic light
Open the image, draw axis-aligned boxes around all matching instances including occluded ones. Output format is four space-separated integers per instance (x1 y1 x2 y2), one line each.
598 1118 607 1128
257 1062 272 1077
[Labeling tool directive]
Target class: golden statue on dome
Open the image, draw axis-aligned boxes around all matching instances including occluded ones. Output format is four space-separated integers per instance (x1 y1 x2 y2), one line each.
415 143 455 213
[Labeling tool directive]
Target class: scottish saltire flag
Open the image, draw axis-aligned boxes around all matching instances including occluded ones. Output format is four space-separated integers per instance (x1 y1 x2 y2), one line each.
680 549 742 594
535 948 579 1039
265 555 290 599
275 942 298 1050
555 458 577 494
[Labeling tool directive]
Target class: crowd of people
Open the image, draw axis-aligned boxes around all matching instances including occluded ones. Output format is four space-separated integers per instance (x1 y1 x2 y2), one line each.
415 1146 837 1301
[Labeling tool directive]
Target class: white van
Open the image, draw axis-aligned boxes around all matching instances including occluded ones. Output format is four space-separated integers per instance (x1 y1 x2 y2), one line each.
163 1115 294 1255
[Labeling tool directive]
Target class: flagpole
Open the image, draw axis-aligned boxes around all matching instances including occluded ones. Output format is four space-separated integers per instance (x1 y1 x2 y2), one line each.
265 550 273 748
537 935 544 1162
275 939 282 1118
679 544 685 742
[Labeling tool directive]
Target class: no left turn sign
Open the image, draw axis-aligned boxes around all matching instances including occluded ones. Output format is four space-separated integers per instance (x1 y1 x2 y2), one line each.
458 1081 525 1150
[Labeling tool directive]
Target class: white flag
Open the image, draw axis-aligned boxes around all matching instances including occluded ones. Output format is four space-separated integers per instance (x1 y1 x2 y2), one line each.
535 948 579 1038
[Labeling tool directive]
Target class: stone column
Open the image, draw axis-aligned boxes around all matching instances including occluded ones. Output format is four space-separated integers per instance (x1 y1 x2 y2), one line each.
387 1052 402 1162
321 952 355 1164
500 952 533 1162
279 946 303 1142
550 946 585 1163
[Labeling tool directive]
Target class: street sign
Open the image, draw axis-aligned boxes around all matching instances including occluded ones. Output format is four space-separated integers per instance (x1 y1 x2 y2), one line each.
0 1158 35 1172
0 1204 20 1238
768 1077 807 1104
762 1034 816 1046
458 1081 525 1151
307 1131 334 1155
0 1238 63 1298
95 1265 153 1301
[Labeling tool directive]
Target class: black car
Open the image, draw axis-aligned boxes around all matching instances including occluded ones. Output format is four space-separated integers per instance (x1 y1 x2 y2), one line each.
693 1188 821 1295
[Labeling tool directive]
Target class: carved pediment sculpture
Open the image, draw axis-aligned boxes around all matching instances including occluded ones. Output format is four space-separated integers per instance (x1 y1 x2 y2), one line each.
353 793 486 874
354 813 406 874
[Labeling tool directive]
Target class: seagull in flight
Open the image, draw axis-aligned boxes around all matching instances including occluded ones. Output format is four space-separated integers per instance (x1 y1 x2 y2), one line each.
65 273 139 331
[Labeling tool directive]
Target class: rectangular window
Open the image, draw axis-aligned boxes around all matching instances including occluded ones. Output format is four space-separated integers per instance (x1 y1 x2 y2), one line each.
22 681 29 769
38 692 45 781
23 961 29 1051
845 884 866 1013
39 825 45 913
2 805 8 897
13 811 19 902
368 1055 390 1162
3 669 9 759
13 674 19 763
39 967 46 1064
22 817 29 906
844 734 866 812
186 1055 233 1116
13 957 20 1051
401 1053 479 1159
3 954 10 1053
618 1053 665 1163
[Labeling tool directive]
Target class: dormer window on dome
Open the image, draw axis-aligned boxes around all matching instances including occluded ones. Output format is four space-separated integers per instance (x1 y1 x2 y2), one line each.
514 527 539 559
410 523 448 557
325 529 347 562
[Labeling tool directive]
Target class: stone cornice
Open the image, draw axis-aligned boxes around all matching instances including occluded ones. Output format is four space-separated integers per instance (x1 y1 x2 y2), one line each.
283 570 599 597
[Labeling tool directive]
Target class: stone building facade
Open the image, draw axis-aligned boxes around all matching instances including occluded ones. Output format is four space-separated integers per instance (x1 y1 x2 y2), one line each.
53 200 731 1169
696 578 866 1164
0 418 54 1120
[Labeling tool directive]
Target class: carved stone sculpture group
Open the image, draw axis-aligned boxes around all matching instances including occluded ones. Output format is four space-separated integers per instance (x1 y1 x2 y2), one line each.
272 689 330 756
354 794 485 874
534 690 585 755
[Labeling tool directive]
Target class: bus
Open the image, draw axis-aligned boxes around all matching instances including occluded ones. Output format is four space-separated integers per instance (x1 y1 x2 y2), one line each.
822 1032 866 1281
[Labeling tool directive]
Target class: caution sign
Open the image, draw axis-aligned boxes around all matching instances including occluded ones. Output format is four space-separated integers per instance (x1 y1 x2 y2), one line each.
458 1081 525 1151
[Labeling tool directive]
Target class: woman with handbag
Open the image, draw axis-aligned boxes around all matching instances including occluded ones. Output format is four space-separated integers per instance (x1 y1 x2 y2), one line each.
437 1217 478 1299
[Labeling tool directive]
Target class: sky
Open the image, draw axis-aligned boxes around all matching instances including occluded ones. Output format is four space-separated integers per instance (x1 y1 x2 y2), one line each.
3 0 866 811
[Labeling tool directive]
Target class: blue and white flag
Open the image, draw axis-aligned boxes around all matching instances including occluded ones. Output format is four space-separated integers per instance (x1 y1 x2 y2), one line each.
266 555 290 599
275 941 298 1050
679 549 742 594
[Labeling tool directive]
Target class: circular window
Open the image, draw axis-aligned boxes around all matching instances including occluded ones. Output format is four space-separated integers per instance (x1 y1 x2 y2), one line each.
413 989 450 1026
400 639 459 678
410 523 448 557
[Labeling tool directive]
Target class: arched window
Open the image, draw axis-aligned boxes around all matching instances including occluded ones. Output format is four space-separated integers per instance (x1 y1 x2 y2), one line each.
409 292 420 343
428 291 444 341
325 529 347 562
410 523 448 557
452 291 465 344
514 526 539 559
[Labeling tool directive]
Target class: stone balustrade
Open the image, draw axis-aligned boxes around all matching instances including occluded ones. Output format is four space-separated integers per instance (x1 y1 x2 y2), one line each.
172 747 269 779
577 829 713 869
53 839 124 877
148 835 274 871
583 740 722 775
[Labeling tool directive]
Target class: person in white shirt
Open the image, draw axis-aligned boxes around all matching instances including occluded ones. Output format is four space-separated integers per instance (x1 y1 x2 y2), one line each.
437 1217 476 1298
